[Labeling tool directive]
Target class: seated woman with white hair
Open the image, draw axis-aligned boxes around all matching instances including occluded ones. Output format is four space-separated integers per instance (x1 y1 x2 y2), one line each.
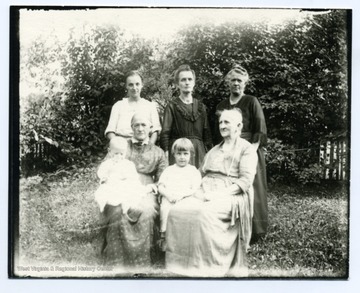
165 108 258 277
100 112 167 271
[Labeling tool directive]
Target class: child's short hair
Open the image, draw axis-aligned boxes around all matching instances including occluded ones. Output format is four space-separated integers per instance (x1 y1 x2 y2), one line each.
171 138 194 155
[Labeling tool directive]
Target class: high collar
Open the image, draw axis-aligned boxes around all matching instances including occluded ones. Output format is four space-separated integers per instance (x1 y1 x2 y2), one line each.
219 135 240 149
131 137 149 145
173 97 205 122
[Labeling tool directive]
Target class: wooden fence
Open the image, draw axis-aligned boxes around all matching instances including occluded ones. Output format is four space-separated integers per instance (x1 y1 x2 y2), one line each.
22 137 349 181
21 141 63 175
319 139 348 180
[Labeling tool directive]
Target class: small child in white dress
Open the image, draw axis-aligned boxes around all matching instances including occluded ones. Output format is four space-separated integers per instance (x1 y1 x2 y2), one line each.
158 138 202 239
94 136 146 214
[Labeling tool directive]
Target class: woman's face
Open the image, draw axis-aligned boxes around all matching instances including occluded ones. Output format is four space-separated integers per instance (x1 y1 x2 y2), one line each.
131 116 151 141
219 112 240 139
177 71 195 94
227 71 248 96
126 74 143 99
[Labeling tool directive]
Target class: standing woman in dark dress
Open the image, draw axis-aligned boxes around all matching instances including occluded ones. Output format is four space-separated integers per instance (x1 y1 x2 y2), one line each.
215 65 268 239
160 65 212 168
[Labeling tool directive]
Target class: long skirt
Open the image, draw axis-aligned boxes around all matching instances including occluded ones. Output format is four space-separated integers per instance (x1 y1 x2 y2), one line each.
252 147 268 237
168 137 206 168
100 174 160 271
165 174 253 277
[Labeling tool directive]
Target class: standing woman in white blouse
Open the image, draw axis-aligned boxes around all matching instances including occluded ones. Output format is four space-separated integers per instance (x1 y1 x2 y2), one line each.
105 71 161 143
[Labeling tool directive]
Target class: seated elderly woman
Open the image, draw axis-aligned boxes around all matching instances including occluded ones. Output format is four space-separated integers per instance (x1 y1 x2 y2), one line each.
165 108 258 277
100 112 167 271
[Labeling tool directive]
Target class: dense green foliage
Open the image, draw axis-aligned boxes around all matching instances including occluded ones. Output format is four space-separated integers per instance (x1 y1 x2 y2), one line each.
18 170 348 277
171 11 349 142
20 10 350 183
21 26 161 170
170 10 349 183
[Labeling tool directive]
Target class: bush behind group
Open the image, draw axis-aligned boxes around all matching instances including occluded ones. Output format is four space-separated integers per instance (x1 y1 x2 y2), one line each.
20 10 350 184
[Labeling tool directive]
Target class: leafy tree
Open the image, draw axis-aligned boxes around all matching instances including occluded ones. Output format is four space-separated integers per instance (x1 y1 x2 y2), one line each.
20 10 349 183
20 34 66 173
169 10 349 183
20 25 162 173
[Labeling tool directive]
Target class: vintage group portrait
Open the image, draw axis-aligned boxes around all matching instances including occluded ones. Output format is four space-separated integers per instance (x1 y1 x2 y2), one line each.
9 5 351 281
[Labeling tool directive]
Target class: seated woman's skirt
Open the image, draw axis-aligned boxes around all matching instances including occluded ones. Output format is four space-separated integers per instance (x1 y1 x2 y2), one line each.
165 174 252 277
100 174 159 272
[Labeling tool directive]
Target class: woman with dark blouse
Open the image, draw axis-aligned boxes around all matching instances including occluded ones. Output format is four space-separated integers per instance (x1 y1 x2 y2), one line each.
160 65 212 168
215 65 268 239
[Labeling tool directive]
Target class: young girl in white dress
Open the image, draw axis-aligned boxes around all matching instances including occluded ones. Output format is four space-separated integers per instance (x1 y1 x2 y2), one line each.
158 138 202 244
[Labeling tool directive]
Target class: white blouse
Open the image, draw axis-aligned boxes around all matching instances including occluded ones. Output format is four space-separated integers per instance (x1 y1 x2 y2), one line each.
105 98 161 138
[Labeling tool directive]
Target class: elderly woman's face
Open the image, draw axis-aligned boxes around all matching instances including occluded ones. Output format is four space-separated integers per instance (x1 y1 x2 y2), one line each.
132 116 151 141
227 72 248 96
219 112 241 139
126 74 143 98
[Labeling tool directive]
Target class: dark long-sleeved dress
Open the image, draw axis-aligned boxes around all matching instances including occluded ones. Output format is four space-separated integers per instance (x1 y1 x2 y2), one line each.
160 97 213 168
216 95 268 237
100 141 167 270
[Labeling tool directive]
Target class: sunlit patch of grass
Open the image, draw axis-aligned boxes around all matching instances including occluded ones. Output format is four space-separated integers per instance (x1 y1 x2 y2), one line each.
247 182 348 278
19 165 102 266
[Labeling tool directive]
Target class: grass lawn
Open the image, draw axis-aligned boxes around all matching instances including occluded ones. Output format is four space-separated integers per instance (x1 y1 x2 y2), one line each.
16 164 348 278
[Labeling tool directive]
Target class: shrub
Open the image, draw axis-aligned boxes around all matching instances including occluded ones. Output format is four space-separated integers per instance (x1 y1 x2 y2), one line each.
20 11 349 179
20 25 168 174
266 138 322 184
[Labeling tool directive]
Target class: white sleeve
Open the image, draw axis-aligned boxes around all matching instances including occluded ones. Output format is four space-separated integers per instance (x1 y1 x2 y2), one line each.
150 101 162 134
158 166 170 187
104 102 120 136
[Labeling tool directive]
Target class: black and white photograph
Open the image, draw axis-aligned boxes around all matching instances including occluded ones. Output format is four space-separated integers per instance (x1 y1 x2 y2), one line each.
5 0 359 290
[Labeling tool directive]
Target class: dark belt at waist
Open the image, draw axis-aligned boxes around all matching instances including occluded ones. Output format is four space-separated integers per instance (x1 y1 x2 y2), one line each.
205 171 238 180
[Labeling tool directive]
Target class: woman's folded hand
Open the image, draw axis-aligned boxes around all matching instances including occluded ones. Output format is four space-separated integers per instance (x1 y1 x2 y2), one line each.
166 194 178 204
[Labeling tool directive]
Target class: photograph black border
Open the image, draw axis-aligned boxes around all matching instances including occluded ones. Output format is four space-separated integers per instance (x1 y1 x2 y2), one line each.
5 2 359 291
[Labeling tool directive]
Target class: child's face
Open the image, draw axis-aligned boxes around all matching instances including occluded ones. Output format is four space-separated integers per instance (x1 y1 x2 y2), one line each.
174 150 191 167
110 146 126 160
